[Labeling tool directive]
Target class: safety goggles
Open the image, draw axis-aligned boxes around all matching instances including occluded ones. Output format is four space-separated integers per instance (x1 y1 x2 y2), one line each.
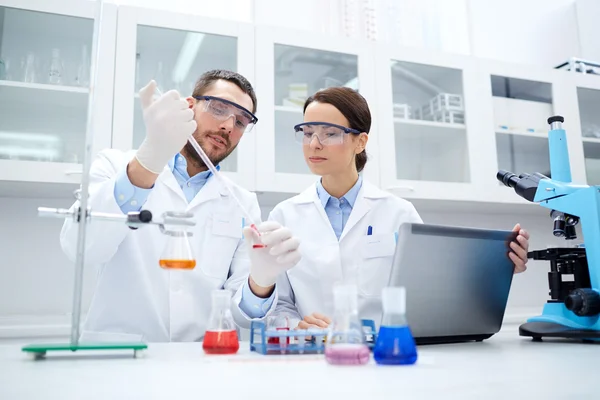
193 96 258 133
294 122 361 146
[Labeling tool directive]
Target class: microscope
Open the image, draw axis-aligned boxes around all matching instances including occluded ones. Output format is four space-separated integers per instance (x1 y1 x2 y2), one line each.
497 116 600 341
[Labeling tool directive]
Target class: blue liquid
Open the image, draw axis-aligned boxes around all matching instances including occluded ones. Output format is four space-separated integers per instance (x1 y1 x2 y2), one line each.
374 326 418 365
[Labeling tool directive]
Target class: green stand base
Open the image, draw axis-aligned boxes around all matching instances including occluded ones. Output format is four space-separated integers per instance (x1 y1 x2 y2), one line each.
22 342 148 360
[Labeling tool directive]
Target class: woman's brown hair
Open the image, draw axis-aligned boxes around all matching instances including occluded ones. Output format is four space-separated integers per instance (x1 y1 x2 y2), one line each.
303 87 371 172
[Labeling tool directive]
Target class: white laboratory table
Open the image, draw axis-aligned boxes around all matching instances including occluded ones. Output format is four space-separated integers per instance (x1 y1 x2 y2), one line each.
0 328 597 400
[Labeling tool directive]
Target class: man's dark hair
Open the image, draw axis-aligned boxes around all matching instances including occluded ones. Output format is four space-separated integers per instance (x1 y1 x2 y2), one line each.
192 69 257 113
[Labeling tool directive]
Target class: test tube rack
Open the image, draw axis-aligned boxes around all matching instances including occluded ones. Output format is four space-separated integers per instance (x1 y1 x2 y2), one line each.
249 319 377 355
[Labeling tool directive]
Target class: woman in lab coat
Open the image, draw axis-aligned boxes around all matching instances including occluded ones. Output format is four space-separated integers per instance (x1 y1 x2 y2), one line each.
265 87 530 329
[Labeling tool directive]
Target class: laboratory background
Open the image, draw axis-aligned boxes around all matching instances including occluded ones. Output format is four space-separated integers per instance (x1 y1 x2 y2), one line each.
0 0 599 396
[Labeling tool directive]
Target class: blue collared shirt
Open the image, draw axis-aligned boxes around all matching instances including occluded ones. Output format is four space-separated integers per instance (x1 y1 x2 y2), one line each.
316 175 363 240
113 154 274 318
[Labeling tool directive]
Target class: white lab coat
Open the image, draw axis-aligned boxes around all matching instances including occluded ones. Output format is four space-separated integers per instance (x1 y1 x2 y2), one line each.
60 149 269 343
269 180 422 327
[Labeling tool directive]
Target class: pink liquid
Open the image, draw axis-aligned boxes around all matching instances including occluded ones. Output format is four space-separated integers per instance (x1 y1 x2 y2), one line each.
325 344 370 365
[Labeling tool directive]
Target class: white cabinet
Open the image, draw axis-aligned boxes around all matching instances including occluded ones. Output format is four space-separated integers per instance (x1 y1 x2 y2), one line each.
0 0 116 196
375 45 486 202
1 4 594 204
572 75 600 186
473 60 587 205
111 6 256 189
254 26 379 194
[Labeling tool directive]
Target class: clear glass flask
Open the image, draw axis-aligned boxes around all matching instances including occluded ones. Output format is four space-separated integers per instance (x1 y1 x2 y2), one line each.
374 286 418 365
0 57 6 80
75 45 90 87
203 290 240 354
325 284 370 365
23 52 36 83
47 48 64 85
158 212 196 270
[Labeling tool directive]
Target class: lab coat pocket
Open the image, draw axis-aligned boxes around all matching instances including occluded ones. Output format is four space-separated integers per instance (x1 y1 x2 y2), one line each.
358 233 396 297
199 214 243 280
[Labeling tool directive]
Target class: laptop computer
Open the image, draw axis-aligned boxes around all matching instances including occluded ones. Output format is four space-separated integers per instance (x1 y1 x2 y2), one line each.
388 223 517 345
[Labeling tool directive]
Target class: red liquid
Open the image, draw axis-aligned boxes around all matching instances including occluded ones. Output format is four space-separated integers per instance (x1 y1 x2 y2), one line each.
325 344 370 365
250 224 267 249
267 327 290 345
203 330 239 354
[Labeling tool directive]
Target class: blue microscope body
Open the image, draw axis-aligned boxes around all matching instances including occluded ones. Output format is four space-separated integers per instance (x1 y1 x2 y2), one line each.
498 116 600 341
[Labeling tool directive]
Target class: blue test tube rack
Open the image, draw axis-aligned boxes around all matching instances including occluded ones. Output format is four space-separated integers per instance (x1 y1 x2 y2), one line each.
249 319 377 355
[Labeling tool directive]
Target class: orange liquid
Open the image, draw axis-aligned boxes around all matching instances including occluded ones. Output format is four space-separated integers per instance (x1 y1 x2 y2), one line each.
159 259 196 270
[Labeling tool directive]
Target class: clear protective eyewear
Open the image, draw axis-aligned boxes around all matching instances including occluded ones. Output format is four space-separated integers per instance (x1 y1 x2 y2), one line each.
194 95 258 133
294 122 361 146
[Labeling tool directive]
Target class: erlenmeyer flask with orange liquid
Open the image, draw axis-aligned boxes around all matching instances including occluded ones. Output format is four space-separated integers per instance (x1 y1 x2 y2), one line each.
158 211 196 270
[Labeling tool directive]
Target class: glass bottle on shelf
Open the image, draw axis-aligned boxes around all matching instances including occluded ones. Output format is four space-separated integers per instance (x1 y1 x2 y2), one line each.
23 52 37 83
48 48 65 85
75 45 90 87
135 53 141 91
0 57 6 80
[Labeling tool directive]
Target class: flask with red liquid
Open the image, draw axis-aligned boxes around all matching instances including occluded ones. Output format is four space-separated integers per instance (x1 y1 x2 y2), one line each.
202 290 239 354
324 284 370 365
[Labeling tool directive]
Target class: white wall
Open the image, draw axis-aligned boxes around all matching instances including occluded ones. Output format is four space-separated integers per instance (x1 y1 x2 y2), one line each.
0 197 98 340
575 0 600 62
102 0 585 66
104 0 253 21
468 0 581 67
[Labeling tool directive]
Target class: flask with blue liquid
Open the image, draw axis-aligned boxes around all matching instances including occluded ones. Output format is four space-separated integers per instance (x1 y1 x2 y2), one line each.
374 286 417 365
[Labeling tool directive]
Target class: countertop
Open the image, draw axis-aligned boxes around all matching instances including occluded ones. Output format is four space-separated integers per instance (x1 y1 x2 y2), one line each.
0 328 597 399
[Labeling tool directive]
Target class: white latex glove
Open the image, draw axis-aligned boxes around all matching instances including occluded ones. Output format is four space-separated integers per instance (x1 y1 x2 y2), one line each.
243 221 301 288
135 80 197 174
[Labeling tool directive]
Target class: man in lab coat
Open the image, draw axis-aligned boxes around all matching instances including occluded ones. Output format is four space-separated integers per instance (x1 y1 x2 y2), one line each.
60 70 300 342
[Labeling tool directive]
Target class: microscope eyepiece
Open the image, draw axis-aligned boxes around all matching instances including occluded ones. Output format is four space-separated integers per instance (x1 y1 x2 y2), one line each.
497 170 519 188
547 115 564 124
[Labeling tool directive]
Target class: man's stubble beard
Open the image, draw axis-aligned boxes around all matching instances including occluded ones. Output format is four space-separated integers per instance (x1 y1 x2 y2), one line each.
183 130 236 169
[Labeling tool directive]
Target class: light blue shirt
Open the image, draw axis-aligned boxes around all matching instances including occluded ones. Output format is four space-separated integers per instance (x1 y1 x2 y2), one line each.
114 153 274 319
316 175 363 240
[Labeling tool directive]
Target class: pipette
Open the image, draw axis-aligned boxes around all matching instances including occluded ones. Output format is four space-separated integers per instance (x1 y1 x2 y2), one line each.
154 87 265 247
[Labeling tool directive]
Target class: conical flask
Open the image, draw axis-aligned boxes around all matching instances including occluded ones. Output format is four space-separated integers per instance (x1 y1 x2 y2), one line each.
203 290 239 354
374 286 418 365
324 284 370 365
158 212 195 270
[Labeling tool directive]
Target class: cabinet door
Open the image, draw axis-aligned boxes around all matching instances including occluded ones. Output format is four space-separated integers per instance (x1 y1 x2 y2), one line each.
376 45 478 201
112 6 255 189
574 79 600 186
0 0 115 195
254 26 378 194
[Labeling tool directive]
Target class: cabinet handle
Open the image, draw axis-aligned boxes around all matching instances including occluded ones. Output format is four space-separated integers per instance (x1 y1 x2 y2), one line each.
64 170 83 175
386 185 415 191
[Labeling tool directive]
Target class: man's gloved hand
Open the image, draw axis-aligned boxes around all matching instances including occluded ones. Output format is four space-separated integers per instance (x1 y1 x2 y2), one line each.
135 80 197 174
243 221 301 288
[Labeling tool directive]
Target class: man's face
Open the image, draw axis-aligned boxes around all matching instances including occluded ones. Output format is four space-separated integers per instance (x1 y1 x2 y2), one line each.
185 79 254 167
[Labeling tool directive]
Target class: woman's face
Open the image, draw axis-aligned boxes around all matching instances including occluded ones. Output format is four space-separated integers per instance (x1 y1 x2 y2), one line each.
301 101 368 176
